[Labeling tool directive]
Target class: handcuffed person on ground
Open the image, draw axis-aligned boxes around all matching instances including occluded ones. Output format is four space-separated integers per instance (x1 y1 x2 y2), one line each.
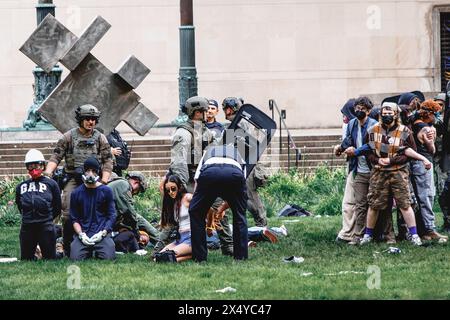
69 157 116 261
108 171 161 253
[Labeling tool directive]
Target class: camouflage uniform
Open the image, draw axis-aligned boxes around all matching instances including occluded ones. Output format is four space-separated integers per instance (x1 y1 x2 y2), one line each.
108 177 160 245
49 127 113 256
245 165 268 227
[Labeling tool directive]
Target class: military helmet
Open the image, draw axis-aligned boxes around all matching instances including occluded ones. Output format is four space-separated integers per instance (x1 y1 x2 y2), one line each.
184 96 209 118
126 171 147 193
75 104 101 123
222 97 242 113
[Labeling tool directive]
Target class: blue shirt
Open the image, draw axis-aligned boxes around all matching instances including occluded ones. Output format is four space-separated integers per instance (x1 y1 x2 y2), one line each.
70 184 116 237
205 121 225 137
342 117 377 174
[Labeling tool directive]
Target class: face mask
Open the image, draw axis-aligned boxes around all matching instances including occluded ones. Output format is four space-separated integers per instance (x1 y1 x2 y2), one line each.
381 115 394 125
82 174 99 185
356 110 366 120
28 169 43 180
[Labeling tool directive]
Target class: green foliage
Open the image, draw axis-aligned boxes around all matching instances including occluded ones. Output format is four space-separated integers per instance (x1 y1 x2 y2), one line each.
0 205 21 227
133 176 162 223
0 177 23 206
0 177 23 226
0 168 347 225
260 166 347 217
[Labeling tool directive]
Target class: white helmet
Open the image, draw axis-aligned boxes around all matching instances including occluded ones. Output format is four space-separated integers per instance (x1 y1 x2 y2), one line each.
24 149 45 164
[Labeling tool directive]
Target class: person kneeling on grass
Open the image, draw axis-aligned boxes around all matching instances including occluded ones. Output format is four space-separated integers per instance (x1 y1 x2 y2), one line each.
155 175 193 262
69 157 116 261
16 149 61 261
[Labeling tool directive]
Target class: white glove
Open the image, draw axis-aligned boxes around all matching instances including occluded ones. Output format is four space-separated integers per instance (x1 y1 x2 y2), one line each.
89 230 107 244
79 232 94 246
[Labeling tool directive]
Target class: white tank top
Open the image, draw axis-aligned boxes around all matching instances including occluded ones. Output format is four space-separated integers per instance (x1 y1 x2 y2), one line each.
178 204 191 233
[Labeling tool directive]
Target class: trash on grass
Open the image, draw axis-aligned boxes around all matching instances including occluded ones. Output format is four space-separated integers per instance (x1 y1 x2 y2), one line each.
283 256 305 263
135 249 148 256
382 247 402 254
215 287 237 293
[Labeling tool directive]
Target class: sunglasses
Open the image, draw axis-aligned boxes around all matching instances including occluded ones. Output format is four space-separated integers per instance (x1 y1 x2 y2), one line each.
83 117 98 122
165 186 178 193
26 162 44 170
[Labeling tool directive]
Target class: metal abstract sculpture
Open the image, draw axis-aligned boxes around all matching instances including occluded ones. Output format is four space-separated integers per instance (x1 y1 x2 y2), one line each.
20 14 158 135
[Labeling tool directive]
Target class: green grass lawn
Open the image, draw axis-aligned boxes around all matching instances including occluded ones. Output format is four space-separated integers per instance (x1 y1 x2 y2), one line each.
1 216 449 300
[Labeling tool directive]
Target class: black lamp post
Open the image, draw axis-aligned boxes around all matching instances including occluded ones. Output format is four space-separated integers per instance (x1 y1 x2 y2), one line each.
23 0 61 130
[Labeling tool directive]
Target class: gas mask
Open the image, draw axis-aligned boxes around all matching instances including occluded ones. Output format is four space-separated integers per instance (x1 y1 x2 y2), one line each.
82 173 99 185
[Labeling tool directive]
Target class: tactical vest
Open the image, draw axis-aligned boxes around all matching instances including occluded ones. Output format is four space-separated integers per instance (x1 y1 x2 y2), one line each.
177 121 212 179
64 128 102 172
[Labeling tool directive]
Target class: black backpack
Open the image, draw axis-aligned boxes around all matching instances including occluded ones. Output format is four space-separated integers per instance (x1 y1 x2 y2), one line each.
107 129 131 171
277 204 312 217
154 250 177 263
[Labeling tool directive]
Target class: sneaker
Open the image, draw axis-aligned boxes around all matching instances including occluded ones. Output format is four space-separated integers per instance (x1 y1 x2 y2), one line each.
279 225 288 237
410 234 422 246
422 230 448 242
248 241 257 248
359 234 373 245
348 237 361 245
283 256 305 263
262 229 278 243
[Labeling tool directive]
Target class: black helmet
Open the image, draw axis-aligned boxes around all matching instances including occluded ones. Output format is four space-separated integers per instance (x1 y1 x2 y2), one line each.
222 97 242 113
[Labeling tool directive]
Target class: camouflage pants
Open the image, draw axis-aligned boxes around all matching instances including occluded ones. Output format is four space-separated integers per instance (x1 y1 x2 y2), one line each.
61 179 79 257
368 167 411 211
246 173 267 227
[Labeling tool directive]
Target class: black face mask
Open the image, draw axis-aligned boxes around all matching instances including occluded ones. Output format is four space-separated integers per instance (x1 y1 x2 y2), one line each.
356 110 367 120
381 115 394 125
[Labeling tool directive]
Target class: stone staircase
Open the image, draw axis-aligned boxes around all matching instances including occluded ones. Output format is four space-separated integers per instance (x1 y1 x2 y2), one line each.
0 133 346 179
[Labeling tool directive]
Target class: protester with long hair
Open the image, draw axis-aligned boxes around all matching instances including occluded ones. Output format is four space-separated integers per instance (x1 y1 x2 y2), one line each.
158 175 193 262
